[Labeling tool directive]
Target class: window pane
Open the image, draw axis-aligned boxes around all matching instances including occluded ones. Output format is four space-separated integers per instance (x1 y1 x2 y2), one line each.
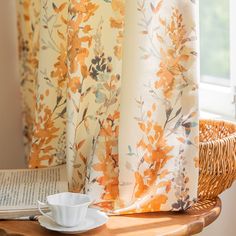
200 0 230 79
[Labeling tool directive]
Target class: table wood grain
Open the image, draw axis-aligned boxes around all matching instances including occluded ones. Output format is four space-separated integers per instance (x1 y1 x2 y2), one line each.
0 198 221 236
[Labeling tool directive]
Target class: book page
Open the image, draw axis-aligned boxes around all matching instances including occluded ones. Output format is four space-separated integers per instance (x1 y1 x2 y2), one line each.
0 165 68 210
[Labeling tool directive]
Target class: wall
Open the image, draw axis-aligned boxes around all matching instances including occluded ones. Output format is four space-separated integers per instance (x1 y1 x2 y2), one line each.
198 183 236 236
0 0 25 169
0 1 235 235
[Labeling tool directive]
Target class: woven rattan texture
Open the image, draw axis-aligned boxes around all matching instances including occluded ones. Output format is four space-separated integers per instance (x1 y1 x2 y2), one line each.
198 119 236 200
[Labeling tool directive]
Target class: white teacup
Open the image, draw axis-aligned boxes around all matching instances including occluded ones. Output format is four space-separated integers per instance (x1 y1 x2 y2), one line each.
38 192 91 227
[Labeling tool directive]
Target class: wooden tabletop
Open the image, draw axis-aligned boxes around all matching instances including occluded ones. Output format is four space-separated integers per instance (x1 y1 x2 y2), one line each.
0 198 221 236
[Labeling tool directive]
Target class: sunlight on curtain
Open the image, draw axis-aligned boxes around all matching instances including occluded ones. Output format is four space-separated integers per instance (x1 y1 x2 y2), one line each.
17 0 199 214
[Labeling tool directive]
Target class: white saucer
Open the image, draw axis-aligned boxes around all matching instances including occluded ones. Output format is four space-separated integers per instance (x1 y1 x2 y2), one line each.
38 208 108 234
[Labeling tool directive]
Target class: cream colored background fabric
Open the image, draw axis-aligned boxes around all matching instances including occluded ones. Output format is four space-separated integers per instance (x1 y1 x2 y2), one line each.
17 0 199 214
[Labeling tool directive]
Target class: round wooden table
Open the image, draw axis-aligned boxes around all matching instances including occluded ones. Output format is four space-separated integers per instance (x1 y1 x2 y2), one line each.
0 198 221 236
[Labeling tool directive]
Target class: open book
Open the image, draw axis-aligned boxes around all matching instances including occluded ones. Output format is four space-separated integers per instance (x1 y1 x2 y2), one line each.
0 165 68 219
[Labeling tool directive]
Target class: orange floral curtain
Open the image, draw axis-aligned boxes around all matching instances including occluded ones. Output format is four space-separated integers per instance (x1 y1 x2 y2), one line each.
17 0 199 214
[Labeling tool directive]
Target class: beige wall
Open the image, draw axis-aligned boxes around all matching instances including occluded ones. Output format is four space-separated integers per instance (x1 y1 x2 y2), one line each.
198 183 236 236
0 1 235 235
0 0 25 169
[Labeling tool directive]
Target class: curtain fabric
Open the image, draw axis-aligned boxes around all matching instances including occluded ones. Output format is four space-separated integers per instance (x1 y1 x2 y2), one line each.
17 0 199 214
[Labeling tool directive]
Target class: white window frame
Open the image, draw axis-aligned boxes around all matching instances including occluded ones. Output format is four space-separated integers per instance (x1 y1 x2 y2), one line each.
199 0 236 120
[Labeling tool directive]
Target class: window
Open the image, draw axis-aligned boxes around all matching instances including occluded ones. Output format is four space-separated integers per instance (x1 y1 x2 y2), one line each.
199 0 236 120
200 0 230 85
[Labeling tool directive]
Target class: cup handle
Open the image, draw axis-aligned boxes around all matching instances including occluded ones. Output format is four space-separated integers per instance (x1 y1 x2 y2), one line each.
37 201 54 222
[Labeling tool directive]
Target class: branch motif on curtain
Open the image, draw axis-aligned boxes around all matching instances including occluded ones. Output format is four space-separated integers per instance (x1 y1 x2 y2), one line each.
17 0 199 214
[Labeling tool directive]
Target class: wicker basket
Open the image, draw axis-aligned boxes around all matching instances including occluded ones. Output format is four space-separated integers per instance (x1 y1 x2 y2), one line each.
198 119 236 200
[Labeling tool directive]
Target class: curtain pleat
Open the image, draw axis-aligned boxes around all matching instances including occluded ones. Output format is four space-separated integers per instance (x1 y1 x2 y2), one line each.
17 0 199 214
